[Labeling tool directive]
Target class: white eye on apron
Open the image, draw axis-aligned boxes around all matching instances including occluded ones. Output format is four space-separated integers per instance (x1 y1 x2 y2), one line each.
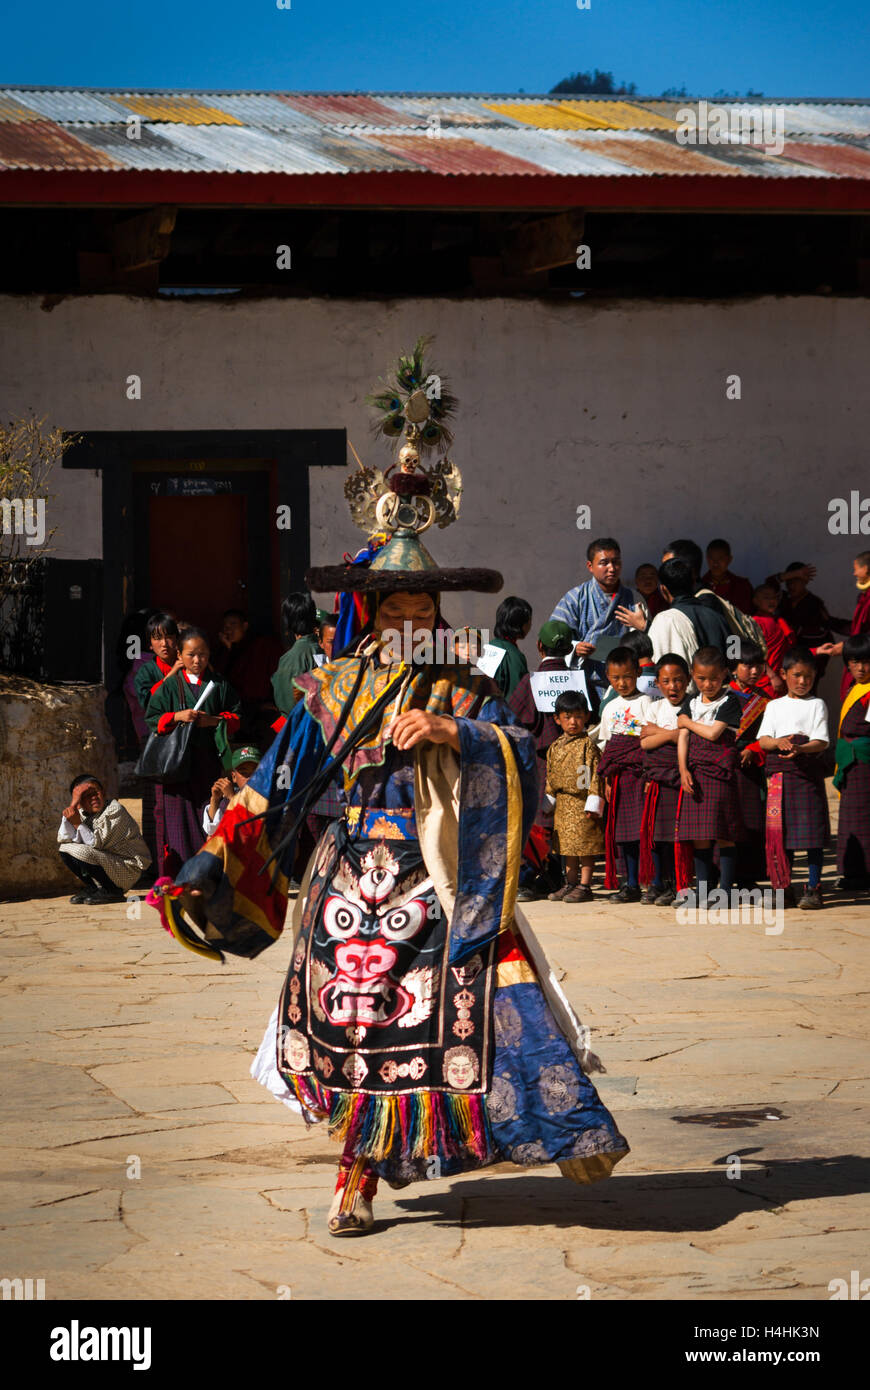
379 900 427 941
322 896 363 939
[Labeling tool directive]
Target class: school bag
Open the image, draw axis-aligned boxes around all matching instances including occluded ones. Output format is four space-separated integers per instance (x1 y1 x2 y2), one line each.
694 588 768 657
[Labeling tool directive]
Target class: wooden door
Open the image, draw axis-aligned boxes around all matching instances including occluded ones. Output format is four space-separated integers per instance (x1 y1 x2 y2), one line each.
148 494 248 638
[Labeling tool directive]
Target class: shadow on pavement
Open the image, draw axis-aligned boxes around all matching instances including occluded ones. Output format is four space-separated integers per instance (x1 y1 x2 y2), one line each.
389 1153 870 1234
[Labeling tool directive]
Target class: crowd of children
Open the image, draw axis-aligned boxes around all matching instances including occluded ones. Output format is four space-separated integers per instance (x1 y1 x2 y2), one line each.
60 537 870 915
507 539 870 912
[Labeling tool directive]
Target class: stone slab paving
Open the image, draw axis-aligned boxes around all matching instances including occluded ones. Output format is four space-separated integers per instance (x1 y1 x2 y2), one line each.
1 858 868 1301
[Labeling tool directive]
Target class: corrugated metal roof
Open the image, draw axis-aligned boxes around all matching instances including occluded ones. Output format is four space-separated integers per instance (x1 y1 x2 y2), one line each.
0 87 868 181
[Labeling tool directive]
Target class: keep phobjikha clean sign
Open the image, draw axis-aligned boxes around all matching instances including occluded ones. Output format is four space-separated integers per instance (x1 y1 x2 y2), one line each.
530 668 592 712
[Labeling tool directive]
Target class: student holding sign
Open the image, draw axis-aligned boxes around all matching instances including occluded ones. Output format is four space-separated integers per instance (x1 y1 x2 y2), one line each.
545 691 606 903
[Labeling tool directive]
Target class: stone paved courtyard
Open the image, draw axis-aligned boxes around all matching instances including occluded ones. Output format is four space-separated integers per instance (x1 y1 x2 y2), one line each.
1 803 868 1301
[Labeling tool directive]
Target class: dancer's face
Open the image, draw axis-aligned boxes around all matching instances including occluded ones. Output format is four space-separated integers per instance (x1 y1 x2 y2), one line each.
375 592 436 641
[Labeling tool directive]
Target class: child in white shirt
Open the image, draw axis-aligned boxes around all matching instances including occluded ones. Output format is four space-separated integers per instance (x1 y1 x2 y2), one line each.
757 647 830 909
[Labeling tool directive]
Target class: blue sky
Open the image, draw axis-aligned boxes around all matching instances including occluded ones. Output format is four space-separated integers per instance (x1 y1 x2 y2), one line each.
3 0 868 98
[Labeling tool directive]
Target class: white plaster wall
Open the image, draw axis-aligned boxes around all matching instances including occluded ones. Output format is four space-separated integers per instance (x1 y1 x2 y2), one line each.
2 292 868 656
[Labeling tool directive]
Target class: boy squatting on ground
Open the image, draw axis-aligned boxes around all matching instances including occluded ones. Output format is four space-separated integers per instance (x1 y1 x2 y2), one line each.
58 775 151 905
544 690 605 903
758 646 830 910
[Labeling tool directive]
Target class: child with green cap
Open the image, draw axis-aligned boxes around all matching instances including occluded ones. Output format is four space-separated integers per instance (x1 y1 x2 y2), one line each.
202 746 261 838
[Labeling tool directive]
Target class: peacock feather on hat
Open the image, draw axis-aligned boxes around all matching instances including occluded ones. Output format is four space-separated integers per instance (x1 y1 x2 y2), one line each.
366 334 458 455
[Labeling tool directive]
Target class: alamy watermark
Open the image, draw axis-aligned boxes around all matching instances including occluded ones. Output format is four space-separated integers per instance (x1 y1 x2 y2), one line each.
49 1322 151 1369
0 497 45 546
1 1276 45 1300
828 491 870 535
675 100 785 156
676 884 784 935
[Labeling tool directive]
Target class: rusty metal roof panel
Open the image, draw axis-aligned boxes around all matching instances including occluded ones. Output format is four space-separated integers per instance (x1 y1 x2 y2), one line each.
4 88 133 123
779 138 870 177
560 129 744 176
353 131 550 175
280 93 412 127
0 119 123 170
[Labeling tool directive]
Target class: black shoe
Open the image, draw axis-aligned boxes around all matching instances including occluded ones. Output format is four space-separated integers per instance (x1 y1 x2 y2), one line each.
610 885 641 903
83 890 127 905
516 886 542 902
654 885 677 906
798 887 823 911
69 893 91 904
639 886 661 904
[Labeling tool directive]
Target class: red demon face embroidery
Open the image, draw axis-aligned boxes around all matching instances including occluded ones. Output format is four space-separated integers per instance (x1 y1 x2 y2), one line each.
314 845 435 1030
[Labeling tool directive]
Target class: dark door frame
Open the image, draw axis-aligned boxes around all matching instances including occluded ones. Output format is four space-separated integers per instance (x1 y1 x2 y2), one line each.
62 428 346 694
